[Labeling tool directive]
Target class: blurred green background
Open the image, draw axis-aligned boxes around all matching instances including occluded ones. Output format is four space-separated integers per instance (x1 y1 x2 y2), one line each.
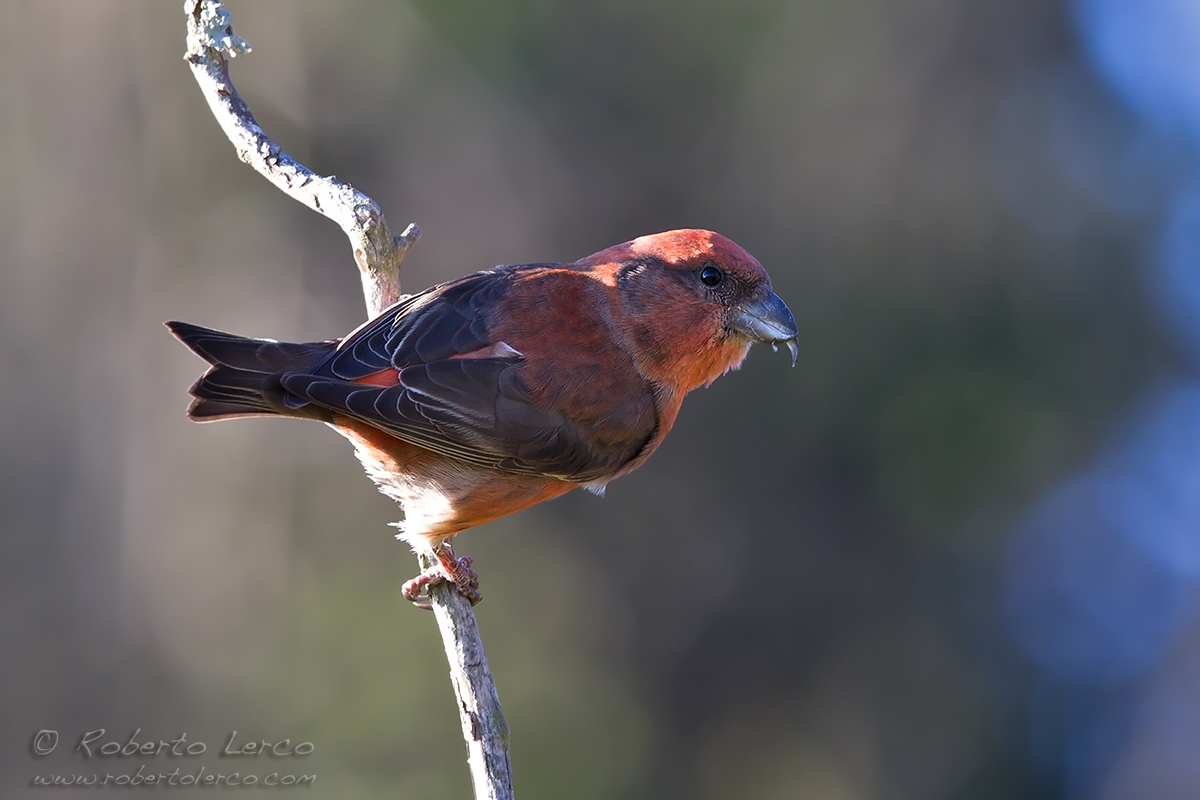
5 1 1200 798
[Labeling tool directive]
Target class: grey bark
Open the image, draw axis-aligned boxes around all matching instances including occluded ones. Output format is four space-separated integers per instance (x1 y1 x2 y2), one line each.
183 3 514 797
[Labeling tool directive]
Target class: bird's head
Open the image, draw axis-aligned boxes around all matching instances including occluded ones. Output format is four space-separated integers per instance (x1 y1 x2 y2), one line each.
582 229 798 393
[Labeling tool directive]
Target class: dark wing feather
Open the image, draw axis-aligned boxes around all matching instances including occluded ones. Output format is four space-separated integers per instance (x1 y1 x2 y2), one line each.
313 265 533 380
281 266 651 482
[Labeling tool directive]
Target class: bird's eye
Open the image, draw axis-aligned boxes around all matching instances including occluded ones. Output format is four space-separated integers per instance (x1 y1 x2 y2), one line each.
700 265 723 286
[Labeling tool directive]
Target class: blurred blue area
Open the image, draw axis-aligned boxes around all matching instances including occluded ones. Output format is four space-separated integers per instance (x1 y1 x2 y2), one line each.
1156 187 1200 363
1005 386 1200 685
1047 66 1183 219
1074 0 1200 143
1001 1 1200 795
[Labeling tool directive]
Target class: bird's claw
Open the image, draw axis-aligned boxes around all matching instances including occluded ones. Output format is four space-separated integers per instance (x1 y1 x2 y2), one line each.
402 547 481 610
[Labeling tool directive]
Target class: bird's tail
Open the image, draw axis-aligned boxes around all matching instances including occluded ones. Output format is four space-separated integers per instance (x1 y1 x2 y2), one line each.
165 320 337 422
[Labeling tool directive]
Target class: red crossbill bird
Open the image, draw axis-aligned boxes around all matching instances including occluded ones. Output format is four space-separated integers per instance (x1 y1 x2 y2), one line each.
167 229 798 606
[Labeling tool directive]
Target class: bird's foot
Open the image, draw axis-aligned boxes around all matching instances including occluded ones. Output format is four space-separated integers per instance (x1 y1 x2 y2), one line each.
402 544 481 609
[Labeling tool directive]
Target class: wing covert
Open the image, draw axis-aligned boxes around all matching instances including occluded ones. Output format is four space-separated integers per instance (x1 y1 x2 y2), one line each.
281 265 656 482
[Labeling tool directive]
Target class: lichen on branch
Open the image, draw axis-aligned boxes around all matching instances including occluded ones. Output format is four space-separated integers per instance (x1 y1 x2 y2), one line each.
183 0 419 317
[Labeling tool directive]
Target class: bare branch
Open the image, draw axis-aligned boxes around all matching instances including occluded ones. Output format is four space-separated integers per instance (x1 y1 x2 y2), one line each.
425 556 515 800
182 3 513 797
183 0 418 317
